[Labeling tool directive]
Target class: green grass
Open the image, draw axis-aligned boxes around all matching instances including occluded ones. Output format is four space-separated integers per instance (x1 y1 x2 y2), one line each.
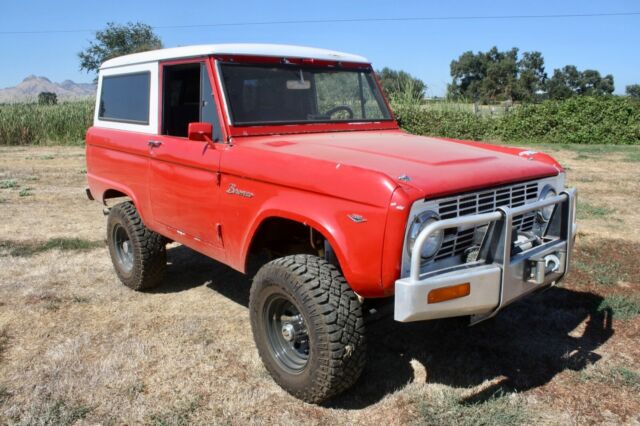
623 151 640 162
0 100 94 145
0 198 6 204
23 400 91 426
578 365 640 391
608 366 640 390
149 397 200 426
597 294 640 320
18 187 33 197
0 179 19 189
0 237 103 257
533 144 640 162
572 260 626 287
416 390 529 426
577 202 615 220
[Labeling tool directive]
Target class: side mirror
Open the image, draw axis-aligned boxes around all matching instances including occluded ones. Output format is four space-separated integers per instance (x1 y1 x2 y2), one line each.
188 122 214 145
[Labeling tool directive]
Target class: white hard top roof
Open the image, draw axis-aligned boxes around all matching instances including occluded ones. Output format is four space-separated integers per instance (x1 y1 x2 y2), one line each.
100 43 369 69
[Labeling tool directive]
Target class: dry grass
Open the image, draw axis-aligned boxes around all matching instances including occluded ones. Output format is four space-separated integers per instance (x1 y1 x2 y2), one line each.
0 146 639 425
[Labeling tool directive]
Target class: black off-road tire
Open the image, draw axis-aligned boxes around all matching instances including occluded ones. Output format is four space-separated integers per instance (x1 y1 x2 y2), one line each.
106 202 166 290
249 254 366 403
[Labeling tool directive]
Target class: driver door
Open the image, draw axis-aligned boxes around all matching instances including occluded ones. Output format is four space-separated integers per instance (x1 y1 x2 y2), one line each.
147 59 226 261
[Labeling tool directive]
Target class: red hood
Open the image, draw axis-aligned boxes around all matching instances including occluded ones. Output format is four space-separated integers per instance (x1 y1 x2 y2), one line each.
236 130 561 199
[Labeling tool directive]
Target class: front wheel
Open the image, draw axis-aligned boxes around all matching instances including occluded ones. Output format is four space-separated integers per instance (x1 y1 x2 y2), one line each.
249 255 366 403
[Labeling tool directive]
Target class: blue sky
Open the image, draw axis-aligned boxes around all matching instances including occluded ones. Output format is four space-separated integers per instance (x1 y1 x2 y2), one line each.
1 0 638 96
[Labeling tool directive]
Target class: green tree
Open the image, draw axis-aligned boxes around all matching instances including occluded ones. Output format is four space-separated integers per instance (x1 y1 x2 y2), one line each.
38 92 57 105
448 47 545 103
376 68 426 102
78 22 162 74
547 66 614 99
516 51 547 102
626 84 640 99
448 50 486 102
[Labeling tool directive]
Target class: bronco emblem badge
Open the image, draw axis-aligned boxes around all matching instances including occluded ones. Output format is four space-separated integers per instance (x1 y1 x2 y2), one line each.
226 183 254 198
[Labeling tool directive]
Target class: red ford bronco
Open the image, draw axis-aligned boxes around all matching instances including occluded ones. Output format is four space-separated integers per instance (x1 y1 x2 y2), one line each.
85 44 577 403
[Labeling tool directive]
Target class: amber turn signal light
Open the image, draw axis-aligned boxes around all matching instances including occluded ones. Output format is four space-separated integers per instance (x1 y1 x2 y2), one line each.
427 283 471 304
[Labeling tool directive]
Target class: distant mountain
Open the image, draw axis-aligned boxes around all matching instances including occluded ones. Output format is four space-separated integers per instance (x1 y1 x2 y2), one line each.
0 75 96 103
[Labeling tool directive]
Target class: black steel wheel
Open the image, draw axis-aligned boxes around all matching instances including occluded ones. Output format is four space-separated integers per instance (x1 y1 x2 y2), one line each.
106 202 166 290
263 293 310 374
112 223 134 274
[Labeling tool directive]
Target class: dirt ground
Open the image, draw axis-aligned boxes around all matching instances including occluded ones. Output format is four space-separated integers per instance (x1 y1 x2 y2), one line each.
0 145 638 425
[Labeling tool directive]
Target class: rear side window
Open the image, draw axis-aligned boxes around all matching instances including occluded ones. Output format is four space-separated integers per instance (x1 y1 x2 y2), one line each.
99 72 150 124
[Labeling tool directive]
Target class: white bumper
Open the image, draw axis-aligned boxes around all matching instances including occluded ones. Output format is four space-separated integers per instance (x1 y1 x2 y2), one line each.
394 188 577 324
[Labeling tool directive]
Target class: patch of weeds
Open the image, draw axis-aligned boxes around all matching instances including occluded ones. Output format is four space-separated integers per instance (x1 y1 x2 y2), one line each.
608 366 640 390
0 238 103 257
71 295 90 304
597 294 640 320
417 389 529 426
42 238 102 251
127 381 146 398
574 260 626 287
79 169 87 175
19 187 33 197
578 365 640 391
623 151 640 162
572 260 590 273
26 400 91 426
44 301 61 311
0 327 8 359
577 202 615 220
0 198 6 204
575 154 593 160
553 144 639 156
0 386 10 403
149 397 200 426
27 155 55 160
25 293 62 310
0 179 19 189
25 175 39 181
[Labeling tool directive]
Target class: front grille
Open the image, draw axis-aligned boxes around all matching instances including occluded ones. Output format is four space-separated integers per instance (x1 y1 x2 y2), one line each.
433 181 539 260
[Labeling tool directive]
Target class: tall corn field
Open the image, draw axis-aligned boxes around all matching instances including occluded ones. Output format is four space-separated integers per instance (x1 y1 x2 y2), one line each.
0 100 94 145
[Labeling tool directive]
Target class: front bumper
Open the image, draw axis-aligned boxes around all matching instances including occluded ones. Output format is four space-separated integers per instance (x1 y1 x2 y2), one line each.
394 188 577 324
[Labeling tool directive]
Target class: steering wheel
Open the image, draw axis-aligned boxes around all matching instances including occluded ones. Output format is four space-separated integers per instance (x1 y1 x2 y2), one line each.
324 106 354 120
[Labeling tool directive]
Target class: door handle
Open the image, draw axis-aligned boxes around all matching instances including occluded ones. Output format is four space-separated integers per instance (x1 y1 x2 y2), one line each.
148 140 162 148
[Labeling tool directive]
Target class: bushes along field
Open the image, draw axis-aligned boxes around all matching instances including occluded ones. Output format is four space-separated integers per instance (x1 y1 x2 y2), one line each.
0 96 638 145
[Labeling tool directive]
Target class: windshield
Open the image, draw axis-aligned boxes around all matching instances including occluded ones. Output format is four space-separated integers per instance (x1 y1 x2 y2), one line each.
219 63 392 126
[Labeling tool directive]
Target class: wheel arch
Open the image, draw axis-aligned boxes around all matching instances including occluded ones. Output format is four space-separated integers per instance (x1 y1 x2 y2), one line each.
242 211 351 284
91 178 154 229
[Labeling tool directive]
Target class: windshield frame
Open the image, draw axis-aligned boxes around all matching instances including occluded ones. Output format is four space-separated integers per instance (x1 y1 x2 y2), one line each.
216 59 396 129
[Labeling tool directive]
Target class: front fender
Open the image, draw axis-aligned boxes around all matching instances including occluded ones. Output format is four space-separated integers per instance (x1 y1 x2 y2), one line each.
222 177 393 297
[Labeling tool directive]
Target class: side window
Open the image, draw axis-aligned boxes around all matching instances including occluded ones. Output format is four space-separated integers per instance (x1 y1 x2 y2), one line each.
99 72 150 123
162 62 222 140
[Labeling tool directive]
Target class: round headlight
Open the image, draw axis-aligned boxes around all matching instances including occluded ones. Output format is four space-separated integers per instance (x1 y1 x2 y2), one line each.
538 185 557 222
407 211 444 259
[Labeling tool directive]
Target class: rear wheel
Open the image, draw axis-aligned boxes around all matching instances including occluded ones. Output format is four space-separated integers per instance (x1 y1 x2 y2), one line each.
249 254 366 403
107 202 166 290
